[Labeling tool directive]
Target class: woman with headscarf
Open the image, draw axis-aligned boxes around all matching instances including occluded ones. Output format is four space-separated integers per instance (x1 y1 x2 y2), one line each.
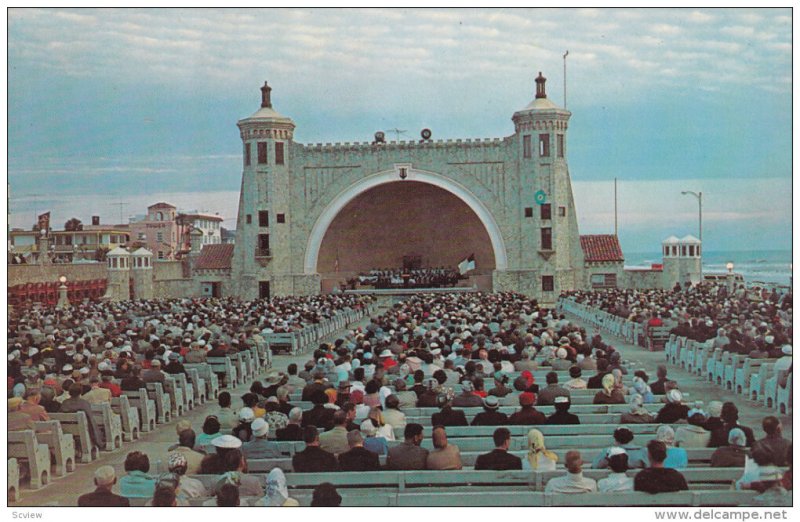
628 376 655 403
620 394 654 424
521 429 558 471
593 373 626 404
656 425 689 470
611 368 627 395
368 406 395 441
255 468 299 507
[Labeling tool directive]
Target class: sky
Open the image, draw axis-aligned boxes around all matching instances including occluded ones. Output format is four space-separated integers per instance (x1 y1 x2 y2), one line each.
6 7 793 254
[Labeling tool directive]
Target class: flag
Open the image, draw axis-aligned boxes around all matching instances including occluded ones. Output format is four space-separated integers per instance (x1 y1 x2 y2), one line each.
458 253 476 275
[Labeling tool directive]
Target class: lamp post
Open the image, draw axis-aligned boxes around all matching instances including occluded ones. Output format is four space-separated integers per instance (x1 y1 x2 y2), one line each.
56 275 69 309
681 190 702 244
726 262 735 294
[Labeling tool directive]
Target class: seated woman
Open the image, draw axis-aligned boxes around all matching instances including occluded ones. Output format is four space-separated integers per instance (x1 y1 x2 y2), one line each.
119 451 156 499
593 374 625 405
195 415 223 451
368 406 395 441
656 425 688 470
522 429 558 471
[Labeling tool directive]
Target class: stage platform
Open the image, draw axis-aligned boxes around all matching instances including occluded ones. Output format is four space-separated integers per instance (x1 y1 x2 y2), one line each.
343 286 478 296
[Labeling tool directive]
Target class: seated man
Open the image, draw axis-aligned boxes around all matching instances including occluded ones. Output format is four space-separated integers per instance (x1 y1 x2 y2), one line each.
545 396 580 425
292 426 339 472
597 448 633 492
752 416 792 467
474 427 522 470
431 401 468 427
276 407 304 441
633 440 689 494
544 450 597 494
537 371 570 406
319 410 350 456
709 402 755 448
60 383 105 449
387 423 429 470
78 466 130 507
170 428 205 475
338 430 381 471
242 418 282 460
426 426 463 470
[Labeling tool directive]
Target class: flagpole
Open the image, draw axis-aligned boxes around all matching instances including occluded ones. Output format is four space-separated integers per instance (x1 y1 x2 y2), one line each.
614 177 618 236
563 50 569 108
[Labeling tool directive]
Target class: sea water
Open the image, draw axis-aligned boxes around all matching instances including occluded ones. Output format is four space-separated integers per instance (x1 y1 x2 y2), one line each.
626 249 793 286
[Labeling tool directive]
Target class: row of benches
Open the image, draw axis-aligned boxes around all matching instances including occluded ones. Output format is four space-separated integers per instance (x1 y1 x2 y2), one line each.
126 470 767 506
7 355 236 498
665 335 792 414
262 302 379 356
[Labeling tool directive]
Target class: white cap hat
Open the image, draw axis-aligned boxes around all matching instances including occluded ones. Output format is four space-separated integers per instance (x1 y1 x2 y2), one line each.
104 342 114 349
251 418 269 437
80 367 90 375
94 465 116 486
238 407 255 422
782 345 792 355
211 434 243 449
607 447 627 457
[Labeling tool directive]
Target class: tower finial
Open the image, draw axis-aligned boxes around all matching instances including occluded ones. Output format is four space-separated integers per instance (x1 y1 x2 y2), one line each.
535 71 547 99
260 81 272 108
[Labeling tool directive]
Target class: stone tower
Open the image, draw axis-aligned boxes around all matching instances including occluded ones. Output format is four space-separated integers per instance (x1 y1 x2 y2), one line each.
105 246 131 301
508 72 584 298
661 234 703 288
231 81 297 300
130 247 154 300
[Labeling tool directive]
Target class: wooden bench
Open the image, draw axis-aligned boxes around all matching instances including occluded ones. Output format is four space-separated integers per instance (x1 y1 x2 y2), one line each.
264 332 298 356
8 458 20 503
162 377 186 417
185 368 207 405
32 420 76 476
91 402 123 451
776 373 792 414
646 326 671 351
145 382 172 424
49 411 99 463
184 363 219 400
121 389 157 432
111 395 141 442
8 430 51 489
172 372 195 410
207 357 238 388
736 358 776 397
749 362 775 402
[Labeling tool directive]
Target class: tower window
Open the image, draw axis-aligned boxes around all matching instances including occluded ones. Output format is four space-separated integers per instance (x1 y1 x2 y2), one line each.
277 213 286 224
557 134 565 158
558 206 566 217
689 245 695 256
524 207 533 218
156 232 163 243
542 275 554 292
540 203 551 220
541 227 552 250
246 214 252 224
258 211 269 227
275 142 285 165
257 142 268 164
682 246 687 256
523 135 532 159
244 143 251 166
257 234 270 256
539 134 550 157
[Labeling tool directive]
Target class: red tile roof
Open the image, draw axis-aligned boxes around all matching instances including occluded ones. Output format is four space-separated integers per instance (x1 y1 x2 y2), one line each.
195 244 234 270
580 234 624 263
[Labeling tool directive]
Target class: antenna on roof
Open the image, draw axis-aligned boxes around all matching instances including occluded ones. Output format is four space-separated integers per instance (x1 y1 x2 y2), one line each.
563 50 569 108
387 128 407 142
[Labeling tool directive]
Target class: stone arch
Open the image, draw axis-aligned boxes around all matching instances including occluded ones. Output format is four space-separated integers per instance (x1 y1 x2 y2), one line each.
304 168 508 274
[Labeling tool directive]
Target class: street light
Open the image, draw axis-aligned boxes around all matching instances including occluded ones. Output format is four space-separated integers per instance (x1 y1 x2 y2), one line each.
56 275 70 309
681 190 703 244
726 262 735 294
